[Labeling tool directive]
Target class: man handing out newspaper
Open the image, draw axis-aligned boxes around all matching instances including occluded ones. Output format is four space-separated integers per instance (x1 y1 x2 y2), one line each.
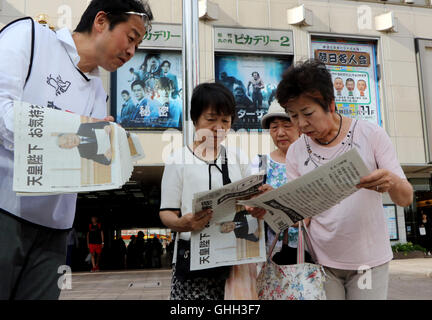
0 0 153 300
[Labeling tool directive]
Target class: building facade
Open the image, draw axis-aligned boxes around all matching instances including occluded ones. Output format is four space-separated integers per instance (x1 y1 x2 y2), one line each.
2 0 432 246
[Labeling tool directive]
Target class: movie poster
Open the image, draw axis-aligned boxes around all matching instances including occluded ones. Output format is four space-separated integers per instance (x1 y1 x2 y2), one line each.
311 39 381 126
215 54 292 131
113 50 183 131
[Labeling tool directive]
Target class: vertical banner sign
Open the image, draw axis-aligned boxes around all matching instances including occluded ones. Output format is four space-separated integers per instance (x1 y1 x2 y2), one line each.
311 38 381 126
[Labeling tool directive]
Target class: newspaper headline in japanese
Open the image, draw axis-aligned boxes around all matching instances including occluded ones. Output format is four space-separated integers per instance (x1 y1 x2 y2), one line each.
239 148 370 233
190 173 267 271
13 100 144 195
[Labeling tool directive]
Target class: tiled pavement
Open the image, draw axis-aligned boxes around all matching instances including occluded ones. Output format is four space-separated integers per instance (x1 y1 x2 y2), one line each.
388 258 432 300
59 269 172 300
59 258 432 300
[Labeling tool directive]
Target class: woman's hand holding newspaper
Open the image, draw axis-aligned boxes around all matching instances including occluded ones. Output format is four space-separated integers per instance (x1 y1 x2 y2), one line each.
245 184 273 220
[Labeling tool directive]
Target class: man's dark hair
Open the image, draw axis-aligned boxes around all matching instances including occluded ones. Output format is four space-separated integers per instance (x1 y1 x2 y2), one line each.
121 90 130 95
346 78 355 84
252 72 260 77
190 83 236 124
74 0 153 33
129 67 134 72
161 60 171 68
131 80 145 90
276 59 334 112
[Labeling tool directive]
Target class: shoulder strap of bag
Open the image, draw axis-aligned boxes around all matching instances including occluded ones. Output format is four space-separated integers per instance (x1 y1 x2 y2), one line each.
267 229 287 261
297 221 305 264
301 222 318 263
220 145 231 185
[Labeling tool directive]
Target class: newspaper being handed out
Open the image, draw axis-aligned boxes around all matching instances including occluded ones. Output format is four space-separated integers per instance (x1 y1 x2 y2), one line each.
190 173 267 271
239 148 371 233
13 100 144 195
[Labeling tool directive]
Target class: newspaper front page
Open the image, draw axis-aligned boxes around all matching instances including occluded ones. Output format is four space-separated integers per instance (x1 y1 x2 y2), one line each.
190 173 267 271
239 148 371 233
13 101 144 195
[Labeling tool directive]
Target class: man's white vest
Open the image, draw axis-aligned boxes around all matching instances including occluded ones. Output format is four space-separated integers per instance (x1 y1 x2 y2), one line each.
1 17 107 229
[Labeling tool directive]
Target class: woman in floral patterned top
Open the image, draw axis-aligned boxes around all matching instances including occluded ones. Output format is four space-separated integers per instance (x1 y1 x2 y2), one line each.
250 100 303 251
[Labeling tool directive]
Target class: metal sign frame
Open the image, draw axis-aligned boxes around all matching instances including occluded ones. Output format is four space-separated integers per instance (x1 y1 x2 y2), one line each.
384 203 400 241
310 33 383 127
213 26 294 56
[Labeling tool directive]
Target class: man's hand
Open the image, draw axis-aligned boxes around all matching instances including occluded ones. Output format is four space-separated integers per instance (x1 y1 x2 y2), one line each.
180 209 213 232
103 116 115 122
90 115 115 123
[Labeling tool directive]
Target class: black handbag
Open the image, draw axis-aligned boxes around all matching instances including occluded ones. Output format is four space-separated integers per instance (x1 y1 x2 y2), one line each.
174 146 231 281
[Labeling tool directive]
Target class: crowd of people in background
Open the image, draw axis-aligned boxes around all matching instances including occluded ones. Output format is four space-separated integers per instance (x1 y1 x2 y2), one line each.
126 231 164 269
65 219 175 272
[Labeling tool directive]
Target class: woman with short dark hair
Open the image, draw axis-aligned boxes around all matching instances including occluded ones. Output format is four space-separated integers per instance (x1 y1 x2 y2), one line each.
159 82 265 300
275 59 413 300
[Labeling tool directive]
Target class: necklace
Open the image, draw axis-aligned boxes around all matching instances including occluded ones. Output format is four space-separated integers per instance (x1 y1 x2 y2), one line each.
304 119 359 167
315 113 342 145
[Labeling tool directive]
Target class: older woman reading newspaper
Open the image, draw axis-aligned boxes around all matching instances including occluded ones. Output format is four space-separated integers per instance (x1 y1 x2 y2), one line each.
270 59 413 300
159 83 266 300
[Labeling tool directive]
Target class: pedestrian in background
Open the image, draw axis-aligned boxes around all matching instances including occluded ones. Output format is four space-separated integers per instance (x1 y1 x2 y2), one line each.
420 212 432 255
87 216 104 272
66 228 79 268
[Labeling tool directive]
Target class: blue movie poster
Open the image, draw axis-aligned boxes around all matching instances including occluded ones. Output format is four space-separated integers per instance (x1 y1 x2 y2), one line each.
215 54 292 131
114 51 183 130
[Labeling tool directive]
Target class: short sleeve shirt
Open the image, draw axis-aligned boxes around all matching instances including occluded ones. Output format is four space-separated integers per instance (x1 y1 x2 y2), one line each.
160 146 249 241
285 119 405 270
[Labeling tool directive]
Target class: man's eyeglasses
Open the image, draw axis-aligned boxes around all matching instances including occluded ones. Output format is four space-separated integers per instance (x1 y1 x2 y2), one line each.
107 11 152 34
